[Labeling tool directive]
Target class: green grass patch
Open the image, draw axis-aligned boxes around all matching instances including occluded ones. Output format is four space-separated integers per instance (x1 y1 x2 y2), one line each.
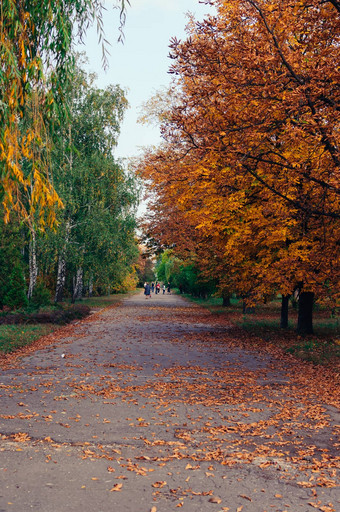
286 339 340 364
181 293 240 310
0 324 55 354
183 293 339 367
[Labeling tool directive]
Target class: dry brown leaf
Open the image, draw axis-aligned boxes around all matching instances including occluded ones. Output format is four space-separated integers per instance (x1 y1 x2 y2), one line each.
298 481 314 488
209 497 222 504
110 483 123 492
152 481 167 488
240 495 252 501
317 478 337 488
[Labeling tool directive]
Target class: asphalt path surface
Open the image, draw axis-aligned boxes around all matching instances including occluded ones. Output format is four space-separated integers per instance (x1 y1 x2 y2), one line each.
0 291 339 512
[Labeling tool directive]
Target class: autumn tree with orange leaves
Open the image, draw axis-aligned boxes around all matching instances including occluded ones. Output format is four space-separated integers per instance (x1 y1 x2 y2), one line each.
137 0 340 335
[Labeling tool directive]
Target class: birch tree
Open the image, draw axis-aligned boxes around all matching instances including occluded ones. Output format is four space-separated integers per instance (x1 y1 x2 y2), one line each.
0 0 129 224
48 62 138 302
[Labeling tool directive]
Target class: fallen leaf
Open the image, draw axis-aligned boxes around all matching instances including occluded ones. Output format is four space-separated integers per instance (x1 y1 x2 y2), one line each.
239 495 252 501
298 481 314 488
209 497 222 504
152 481 167 488
110 483 123 492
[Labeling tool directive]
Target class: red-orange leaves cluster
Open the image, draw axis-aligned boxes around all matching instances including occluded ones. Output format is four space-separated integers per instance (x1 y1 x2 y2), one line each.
137 0 340 313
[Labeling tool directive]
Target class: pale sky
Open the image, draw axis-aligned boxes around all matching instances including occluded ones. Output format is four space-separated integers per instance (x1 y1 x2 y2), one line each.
81 0 214 159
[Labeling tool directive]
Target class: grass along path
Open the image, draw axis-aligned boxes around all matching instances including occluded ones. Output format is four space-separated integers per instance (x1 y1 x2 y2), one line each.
180 293 339 368
0 290 140 354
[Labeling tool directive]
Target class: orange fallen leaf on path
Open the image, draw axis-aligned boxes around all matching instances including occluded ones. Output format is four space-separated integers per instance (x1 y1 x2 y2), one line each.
298 481 314 488
110 483 123 492
240 495 252 501
152 481 167 488
209 497 222 504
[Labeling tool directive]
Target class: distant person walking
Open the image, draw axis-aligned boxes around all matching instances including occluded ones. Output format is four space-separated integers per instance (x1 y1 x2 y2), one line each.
167 282 171 294
144 283 151 298
151 282 155 293
162 284 166 294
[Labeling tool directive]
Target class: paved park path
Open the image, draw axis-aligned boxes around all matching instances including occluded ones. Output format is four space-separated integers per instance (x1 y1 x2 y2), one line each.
0 291 339 512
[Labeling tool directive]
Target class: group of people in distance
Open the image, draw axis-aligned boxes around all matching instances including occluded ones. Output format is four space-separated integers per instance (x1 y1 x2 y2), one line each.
143 281 171 298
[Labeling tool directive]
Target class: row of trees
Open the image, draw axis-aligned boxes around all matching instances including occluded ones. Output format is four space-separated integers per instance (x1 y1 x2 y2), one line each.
0 2 139 309
137 0 340 334
0 60 139 309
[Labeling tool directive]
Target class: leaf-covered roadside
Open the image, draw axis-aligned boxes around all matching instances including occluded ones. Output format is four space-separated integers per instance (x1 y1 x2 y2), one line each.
0 293 134 356
182 296 340 369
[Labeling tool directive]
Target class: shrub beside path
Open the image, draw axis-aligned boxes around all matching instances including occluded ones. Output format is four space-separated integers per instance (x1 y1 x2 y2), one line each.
0 290 339 512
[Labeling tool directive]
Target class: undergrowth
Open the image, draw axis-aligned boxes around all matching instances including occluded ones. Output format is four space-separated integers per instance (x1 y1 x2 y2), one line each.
182 293 339 367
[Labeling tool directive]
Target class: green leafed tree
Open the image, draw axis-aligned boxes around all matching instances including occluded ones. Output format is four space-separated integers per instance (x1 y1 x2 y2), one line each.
42 60 139 302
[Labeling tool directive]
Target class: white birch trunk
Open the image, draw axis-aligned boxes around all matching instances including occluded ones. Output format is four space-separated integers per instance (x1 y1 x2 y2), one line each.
54 220 71 303
55 255 67 302
27 228 38 299
88 273 93 297
72 267 83 302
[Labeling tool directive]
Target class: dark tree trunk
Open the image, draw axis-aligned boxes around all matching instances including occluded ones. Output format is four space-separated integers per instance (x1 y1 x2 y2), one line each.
280 295 290 329
242 300 255 314
222 294 231 307
297 292 314 335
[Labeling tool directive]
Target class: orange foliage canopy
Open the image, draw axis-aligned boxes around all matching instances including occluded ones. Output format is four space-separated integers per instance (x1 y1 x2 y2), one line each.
137 0 340 305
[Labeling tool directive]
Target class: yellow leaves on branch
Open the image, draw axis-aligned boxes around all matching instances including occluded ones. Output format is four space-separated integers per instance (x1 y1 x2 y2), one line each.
1 9 61 226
